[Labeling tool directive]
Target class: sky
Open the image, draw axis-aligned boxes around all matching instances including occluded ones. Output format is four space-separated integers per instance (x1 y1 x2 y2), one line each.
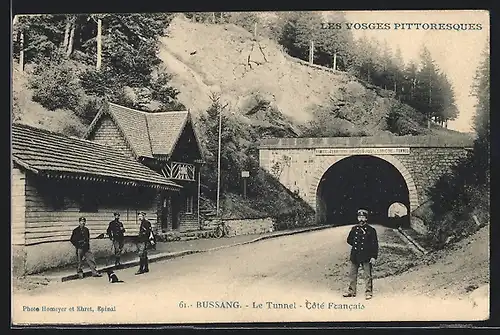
337 10 490 133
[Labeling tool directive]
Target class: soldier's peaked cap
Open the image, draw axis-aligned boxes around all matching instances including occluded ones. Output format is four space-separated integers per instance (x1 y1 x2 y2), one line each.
357 209 369 216
113 212 120 216
79 216 86 222
139 211 146 215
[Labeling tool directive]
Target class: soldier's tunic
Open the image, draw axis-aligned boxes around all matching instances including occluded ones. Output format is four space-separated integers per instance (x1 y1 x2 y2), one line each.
346 224 379 295
135 218 153 274
107 219 126 260
70 225 99 276
137 219 152 258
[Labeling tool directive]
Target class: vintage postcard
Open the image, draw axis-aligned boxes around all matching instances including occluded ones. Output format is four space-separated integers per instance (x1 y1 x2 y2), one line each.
11 9 490 326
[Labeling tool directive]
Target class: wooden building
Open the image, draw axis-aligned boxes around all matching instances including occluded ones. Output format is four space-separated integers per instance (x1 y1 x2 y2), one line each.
11 103 205 275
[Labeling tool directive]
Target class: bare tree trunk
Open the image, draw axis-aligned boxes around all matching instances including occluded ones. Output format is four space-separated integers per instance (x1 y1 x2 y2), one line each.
96 18 102 70
62 17 71 51
66 22 75 57
212 12 216 23
254 22 257 39
333 52 337 71
19 30 24 72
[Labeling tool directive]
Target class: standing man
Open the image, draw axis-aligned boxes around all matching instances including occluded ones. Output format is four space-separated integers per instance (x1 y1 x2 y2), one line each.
135 211 152 275
70 217 102 279
107 212 126 267
343 209 378 300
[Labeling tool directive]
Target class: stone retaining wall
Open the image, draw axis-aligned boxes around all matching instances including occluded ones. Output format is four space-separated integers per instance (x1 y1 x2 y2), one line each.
225 217 274 236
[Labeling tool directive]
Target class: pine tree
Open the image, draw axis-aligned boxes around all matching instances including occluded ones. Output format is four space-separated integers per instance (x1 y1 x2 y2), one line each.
415 46 441 127
471 46 490 184
402 61 418 103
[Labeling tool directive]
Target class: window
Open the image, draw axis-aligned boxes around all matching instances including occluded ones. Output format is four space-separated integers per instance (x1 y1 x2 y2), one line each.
50 193 66 211
80 191 99 213
185 195 194 214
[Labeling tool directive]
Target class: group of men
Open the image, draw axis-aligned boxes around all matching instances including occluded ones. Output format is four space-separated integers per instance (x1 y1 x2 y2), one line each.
69 211 154 279
70 207 379 299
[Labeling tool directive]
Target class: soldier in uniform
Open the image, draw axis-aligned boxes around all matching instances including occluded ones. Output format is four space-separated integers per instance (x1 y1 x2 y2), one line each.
343 209 378 300
135 211 152 275
107 212 126 267
70 217 102 278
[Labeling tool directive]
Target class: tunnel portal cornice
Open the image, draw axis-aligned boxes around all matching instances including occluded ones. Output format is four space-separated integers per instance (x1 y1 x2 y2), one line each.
259 135 474 149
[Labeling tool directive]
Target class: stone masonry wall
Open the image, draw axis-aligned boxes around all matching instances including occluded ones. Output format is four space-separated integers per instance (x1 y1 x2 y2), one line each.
396 148 471 205
260 146 472 215
225 218 274 236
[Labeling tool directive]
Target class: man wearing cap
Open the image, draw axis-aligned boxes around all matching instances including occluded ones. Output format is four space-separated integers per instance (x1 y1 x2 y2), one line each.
343 209 378 300
107 212 126 267
70 217 102 278
135 212 152 275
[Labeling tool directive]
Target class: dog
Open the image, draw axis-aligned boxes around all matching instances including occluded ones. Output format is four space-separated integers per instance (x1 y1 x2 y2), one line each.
106 269 124 283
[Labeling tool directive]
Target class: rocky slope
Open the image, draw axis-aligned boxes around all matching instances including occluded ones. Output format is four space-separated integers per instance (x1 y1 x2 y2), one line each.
160 15 408 136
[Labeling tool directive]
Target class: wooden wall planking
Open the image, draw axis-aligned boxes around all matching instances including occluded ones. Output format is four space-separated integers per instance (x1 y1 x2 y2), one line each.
11 166 26 245
24 174 159 245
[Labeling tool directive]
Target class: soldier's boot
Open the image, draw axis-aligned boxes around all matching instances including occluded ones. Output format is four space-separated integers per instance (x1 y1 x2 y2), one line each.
135 258 144 275
144 257 149 273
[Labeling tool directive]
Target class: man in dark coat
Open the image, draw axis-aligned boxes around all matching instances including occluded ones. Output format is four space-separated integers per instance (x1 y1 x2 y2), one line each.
135 212 152 275
107 212 126 266
343 209 378 300
70 217 102 278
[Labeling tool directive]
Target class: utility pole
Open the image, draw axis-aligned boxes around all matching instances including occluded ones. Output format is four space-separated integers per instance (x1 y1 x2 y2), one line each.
197 167 201 229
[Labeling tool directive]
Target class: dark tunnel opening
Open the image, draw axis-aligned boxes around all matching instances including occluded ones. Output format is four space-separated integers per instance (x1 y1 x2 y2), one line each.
316 155 410 227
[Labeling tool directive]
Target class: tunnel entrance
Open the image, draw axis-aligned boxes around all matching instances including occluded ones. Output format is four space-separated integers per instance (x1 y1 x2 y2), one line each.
316 155 410 227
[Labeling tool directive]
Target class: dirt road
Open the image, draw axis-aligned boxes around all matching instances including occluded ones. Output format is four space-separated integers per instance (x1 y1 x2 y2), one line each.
12 225 489 324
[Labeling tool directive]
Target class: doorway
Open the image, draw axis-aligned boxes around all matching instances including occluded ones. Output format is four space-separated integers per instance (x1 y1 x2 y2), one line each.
171 193 180 230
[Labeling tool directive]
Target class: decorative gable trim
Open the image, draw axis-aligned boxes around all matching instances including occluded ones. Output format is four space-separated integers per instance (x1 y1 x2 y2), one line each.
169 111 205 163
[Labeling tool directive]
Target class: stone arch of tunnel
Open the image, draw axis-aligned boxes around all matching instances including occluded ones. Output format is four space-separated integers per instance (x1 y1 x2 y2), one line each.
313 154 418 227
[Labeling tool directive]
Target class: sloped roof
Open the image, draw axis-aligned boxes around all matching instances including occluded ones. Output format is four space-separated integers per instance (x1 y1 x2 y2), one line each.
107 103 153 158
146 111 189 156
85 102 203 160
12 123 182 191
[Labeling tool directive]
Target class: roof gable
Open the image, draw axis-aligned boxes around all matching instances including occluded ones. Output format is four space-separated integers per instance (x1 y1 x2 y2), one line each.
170 119 203 161
106 103 154 158
85 102 204 161
146 111 189 156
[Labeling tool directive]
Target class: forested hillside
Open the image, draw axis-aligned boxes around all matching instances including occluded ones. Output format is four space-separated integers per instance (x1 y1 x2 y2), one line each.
11 12 470 221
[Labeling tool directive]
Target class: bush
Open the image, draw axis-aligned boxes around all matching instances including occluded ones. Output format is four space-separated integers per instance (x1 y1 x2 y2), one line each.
79 66 122 99
386 101 426 135
427 152 490 249
75 96 105 124
29 60 83 111
272 209 316 231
